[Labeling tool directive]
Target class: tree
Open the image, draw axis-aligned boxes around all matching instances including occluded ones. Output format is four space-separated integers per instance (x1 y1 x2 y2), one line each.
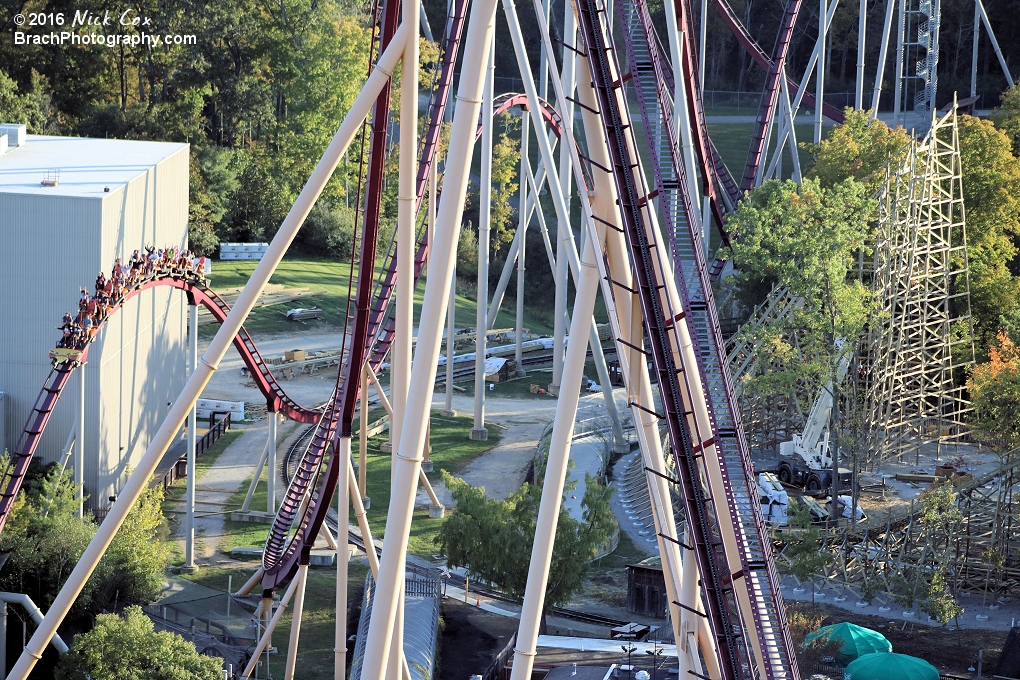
802 108 911 193
727 178 875 459
0 467 172 629
967 330 1020 452
435 470 616 609
778 502 833 600
55 606 223 680
922 568 963 626
489 117 522 248
957 115 1020 358
0 68 50 132
992 85 1020 157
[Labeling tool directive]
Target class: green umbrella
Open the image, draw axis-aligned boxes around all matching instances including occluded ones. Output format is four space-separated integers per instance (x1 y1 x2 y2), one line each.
803 622 893 667
844 652 939 680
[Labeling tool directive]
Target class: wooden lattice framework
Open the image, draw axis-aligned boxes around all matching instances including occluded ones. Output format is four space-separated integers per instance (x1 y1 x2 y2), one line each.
779 455 1020 600
861 105 975 465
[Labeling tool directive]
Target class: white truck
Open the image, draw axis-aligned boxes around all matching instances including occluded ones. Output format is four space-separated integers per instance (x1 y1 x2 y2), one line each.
776 345 854 493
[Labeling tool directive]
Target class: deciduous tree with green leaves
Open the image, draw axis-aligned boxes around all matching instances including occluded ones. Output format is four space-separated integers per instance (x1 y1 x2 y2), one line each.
435 469 616 611
727 178 875 459
957 115 1020 358
802 108 911 193
0 465 173 630
55 606 222 680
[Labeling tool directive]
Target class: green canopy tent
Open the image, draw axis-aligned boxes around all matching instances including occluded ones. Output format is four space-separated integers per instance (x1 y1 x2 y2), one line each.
844 652 939 680
803 622 893 667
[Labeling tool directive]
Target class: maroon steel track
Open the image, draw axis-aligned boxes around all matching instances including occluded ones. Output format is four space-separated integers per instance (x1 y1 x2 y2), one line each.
260 0 473 590
710 0 845 125
739 0 804 192
365 0 471 371
0 273 324 538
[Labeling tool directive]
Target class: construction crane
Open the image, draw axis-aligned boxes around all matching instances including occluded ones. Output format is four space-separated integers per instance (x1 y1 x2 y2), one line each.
777 343 855 493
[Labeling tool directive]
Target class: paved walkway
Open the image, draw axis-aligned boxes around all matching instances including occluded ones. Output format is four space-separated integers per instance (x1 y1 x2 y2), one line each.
171 418 298 565
781 577 1020 632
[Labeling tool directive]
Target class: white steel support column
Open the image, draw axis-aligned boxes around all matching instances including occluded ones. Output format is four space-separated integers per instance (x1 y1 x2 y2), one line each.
358 0 498 673
7 25 410 678
971 1 980 97
240 577 301 679
510 233 604 680
335 438 351 680
699 0 708 87
184 303 198 572
487 219 524 329
75 364 85 519
975 0 1014 88
472 37 495 442
267 411 278 515
391 0 420 660
894 0 905 123
549 2 576 396
815 0 827 143
515 114 529 377
443 269 456 416
359 387 369 502
871 0 897 115
664 0 701 207
284 563 309 680
394 0 420 454
856 0 867 109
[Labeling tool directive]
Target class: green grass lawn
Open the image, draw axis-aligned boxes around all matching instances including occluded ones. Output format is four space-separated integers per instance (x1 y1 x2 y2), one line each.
706 122 822 180
218 413 501 557
203 256 553 339
180 562 370 680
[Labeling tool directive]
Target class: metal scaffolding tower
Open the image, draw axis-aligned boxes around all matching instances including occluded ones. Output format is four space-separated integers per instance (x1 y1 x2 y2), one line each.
862 104 974 465
894 0 939 123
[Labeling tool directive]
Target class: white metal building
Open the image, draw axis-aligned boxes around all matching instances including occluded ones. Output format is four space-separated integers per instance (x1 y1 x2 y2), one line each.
0 131 189 511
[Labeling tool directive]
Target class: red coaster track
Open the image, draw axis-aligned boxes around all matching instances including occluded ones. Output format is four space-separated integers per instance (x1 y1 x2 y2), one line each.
0 271 324 538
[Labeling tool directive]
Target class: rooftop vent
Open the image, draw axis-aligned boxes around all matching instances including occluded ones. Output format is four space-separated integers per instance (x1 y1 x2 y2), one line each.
0 124 26 147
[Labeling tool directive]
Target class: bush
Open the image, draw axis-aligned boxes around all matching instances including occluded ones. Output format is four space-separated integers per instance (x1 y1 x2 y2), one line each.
303 201 357 260
55 606 222 680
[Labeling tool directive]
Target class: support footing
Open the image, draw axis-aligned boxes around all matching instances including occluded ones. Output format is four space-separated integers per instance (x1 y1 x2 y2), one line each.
440 409 457 417
180 564 198 574
362 497 371 510
421 461 434 473
516 369 527 378
470 428 489 441
547 383 560 396
429 504 446 519
380 441 393 453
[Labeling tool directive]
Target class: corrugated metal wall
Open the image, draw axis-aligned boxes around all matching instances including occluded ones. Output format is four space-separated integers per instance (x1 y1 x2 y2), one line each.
0 143 189 510
94 147 188 506
0 192 103 473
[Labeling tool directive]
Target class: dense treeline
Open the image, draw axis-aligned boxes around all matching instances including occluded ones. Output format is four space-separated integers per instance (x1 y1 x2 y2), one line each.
643 0 1019 107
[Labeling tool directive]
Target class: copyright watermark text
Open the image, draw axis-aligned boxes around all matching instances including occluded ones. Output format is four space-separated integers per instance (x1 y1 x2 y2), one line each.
11 10 195 48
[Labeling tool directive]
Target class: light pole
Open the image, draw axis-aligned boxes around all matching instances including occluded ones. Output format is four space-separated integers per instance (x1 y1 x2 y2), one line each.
645 648 665 680
621 644 637 679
